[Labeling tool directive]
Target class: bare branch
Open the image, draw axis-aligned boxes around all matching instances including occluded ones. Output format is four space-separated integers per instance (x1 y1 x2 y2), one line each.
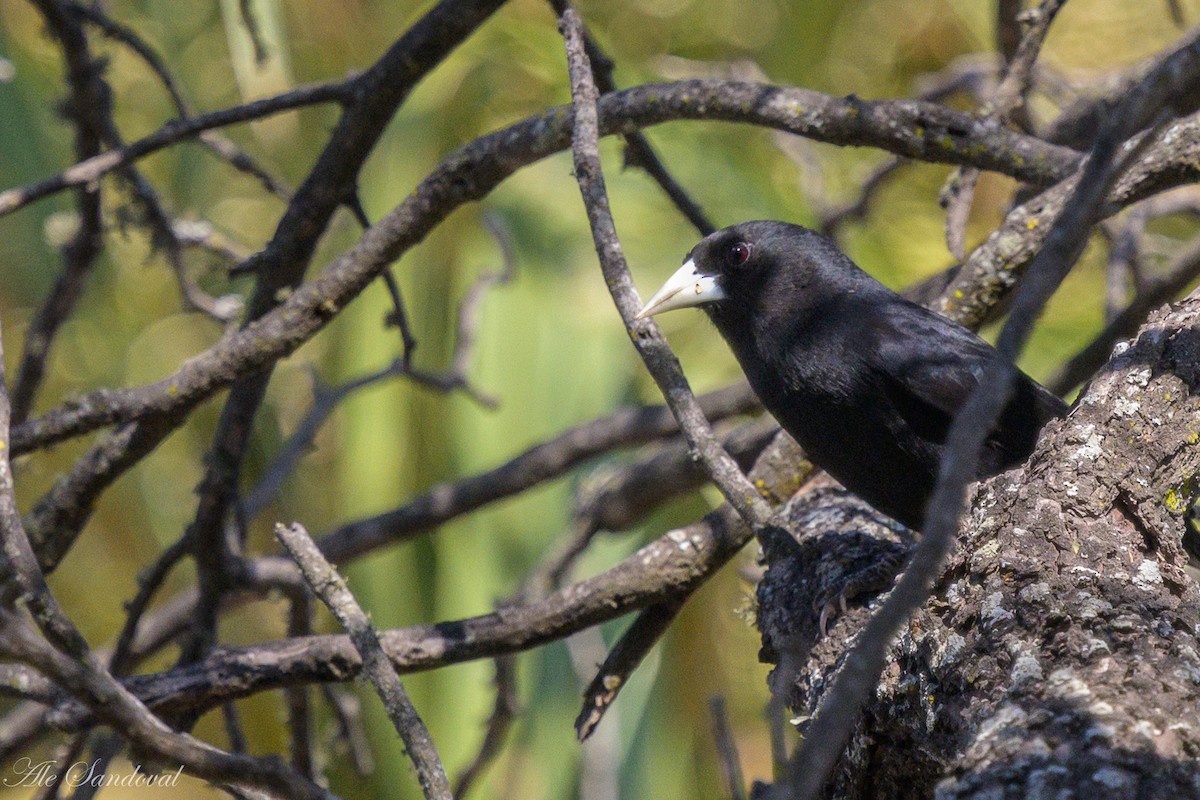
927 110 1200 329
222 701 249 754
569 415 777 541
244 224 515 519
28 735 86 800
0 704 53 764
818 157 906 237
26 415 186 573
236 0 270 65
943 0 1067 260
26 0 265 325
567 425 807 739
941 166 979 260
174 219 255 266
314 384 758 562
275 522 450 800
559 5 773 529
320 686 375 776
380 270 420 369
709 696 748 800
68 0 291 196
36 504 748 729
0 80 348 218
2 426 810 757
0 609 332 799
574 599 684 741
558 3 715 235
108 536 191 675
995 0 1023 65
452 655 518 800
1046 27 1200 150
990 0 1068 122
10 0 108 424
285 588 316 780
68 734 126 800
1049 231 1200 394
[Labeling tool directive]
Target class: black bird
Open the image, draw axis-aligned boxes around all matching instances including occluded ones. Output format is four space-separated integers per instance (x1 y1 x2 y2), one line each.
636 221 1067 530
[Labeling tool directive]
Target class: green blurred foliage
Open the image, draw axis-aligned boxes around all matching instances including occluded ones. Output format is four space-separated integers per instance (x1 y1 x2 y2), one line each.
0 0 1196 798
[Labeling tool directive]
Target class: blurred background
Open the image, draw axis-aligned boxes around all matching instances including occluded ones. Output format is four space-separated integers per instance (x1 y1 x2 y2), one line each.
0 0 1196 797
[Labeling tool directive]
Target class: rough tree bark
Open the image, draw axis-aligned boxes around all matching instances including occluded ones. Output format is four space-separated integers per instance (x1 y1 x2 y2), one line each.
758 289 1200 798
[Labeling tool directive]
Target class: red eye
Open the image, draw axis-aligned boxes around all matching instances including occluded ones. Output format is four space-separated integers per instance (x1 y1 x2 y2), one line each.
728 242 751 266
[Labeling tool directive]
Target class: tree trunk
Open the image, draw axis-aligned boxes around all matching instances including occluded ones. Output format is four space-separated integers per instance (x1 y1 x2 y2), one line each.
757 289 1200 799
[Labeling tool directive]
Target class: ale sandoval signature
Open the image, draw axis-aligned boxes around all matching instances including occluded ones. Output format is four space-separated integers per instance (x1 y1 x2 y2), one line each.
4 758 184 789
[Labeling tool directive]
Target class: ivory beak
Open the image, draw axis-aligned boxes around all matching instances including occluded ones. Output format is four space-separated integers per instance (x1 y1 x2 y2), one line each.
635 259 727 319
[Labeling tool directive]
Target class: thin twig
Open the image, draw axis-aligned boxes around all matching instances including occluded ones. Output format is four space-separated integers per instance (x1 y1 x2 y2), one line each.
320 686 375 776
0 704 52 764
243 216 524 522
109 536 191 675
559 4 772 530
550 0 715 236
1099 216 1142 320
62 733 123 800
1045 27 1200 149
566 627 621 800
67 1 291 197
941 166 980 260
11 0 108 424
1049 231 1200 394
380 270 420 369
314 384 758 562
275 522 451 800
990 0 1068 121
818 157 906 237
1095 187 1200 322
574 599 685 741
709 696 748 800
222 701 249 753
32 0 243 322
942 0 1067 258
453 655 519 800
119 159 236 320
285 587 316 779
31 733 89 800
914 54 1001 103
559 417 776 579
173 219 255 266
237 0 270 65
0 80 348 218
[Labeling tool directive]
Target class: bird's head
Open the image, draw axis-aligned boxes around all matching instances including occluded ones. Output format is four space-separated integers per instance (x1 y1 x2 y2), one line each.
635 221 846 324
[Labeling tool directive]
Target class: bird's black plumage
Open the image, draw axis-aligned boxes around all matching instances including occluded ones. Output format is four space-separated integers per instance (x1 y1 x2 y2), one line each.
637 221 1067 530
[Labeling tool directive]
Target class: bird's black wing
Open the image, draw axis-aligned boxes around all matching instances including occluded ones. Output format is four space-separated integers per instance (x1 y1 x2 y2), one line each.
866 300 1066 461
